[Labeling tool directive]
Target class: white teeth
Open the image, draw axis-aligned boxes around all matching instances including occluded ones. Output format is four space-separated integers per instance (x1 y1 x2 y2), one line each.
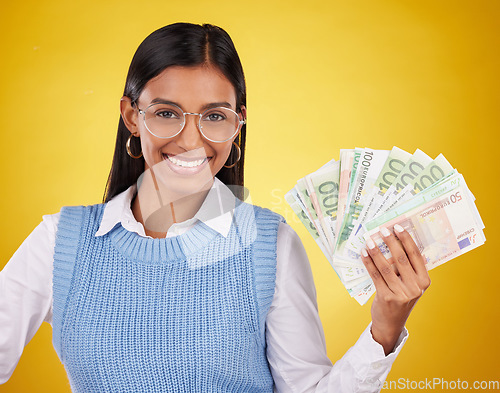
165 155 206 167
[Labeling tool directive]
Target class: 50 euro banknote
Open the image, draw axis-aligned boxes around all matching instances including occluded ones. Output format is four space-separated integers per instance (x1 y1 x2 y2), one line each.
363 171 485 271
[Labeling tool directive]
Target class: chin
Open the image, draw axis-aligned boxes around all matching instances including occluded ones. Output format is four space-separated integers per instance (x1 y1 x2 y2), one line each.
147 157 215 199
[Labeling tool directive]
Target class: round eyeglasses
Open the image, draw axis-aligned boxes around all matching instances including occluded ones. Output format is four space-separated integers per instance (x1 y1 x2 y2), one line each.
137 102 246 143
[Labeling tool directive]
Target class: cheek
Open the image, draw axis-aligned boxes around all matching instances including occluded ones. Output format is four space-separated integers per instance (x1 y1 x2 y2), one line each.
210 143 235 175
139 136 164 166
214 143 232 162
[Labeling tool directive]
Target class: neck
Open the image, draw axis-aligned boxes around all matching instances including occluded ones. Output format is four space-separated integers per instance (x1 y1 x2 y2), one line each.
131 170 214 239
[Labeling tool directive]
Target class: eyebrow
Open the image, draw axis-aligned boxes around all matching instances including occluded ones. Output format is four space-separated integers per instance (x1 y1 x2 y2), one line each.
150 98 234 111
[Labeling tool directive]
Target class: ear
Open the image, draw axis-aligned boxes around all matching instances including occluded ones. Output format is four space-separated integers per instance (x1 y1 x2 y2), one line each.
228 105 246 143
233 105 246 141
120 96 140 136
239 105 247 123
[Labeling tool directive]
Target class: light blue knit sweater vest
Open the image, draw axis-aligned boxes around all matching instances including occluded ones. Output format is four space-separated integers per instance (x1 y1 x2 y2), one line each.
52 201 284 392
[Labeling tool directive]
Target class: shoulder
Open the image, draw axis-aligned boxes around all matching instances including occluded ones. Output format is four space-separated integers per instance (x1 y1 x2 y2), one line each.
34 203 107 238
236 201 286 223
277 221 300 242
55 203 107 235
58 203 106 215
57 203 106 220
40 211 61 235
276 221 306 258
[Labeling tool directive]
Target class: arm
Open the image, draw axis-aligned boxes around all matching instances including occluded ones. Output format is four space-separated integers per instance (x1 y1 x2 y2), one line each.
266 222 408 393
0 213 58 384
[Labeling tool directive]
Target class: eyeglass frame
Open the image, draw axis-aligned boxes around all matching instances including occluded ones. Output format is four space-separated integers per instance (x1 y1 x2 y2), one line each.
133 101 246 143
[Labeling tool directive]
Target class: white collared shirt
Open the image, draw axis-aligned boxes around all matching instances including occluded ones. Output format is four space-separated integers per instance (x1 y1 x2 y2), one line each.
0 178 407 392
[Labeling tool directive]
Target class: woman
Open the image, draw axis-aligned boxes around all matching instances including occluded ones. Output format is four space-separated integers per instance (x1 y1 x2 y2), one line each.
0 23 430 392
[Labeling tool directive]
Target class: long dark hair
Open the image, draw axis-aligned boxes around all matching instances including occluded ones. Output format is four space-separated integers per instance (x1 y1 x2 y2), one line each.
103 23 246 202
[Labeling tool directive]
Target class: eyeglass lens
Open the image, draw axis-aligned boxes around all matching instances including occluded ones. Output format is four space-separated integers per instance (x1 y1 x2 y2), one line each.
143 103 240 141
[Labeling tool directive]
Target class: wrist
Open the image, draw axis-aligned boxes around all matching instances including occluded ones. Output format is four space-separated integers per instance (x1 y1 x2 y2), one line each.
370 322 403 356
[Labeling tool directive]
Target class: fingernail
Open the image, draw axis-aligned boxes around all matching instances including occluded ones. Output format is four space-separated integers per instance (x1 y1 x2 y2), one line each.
361 248 368 257
380 227 391 237
394 224 404 233
366 238 376 249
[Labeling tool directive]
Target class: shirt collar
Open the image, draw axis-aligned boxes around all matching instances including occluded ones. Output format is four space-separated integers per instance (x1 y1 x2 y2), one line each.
95 177 236 238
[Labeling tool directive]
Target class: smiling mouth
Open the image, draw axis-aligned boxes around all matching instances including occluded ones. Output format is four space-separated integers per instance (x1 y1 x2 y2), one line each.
162 153 211 168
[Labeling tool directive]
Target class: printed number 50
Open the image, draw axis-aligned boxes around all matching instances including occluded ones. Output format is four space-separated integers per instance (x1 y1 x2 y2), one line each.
450 191 462 203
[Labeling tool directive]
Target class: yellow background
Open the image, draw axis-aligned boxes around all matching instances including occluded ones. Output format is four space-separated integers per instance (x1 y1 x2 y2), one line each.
1 1 499 391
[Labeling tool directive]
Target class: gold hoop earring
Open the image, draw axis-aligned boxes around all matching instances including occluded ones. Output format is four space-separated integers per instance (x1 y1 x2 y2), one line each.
223 141 241 168
126 134 142 159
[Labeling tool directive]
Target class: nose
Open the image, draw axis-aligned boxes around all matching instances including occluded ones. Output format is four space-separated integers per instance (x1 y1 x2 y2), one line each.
176 113 204 150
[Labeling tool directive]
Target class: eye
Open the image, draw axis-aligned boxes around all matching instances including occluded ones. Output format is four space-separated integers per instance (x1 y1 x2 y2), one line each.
148 103 183 120
203 110 227 122
155 110 179 119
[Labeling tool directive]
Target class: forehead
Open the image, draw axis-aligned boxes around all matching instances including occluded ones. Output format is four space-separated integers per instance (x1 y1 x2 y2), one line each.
140 65 237 109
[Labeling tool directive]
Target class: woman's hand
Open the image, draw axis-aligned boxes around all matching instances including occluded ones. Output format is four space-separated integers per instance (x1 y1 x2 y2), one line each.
360 224 431 355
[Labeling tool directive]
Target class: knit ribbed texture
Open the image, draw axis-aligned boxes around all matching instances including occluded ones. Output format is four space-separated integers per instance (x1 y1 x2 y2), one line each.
52 202 284 392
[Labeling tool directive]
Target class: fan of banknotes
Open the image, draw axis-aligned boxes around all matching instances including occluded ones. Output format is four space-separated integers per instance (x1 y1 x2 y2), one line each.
285 147 485 305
